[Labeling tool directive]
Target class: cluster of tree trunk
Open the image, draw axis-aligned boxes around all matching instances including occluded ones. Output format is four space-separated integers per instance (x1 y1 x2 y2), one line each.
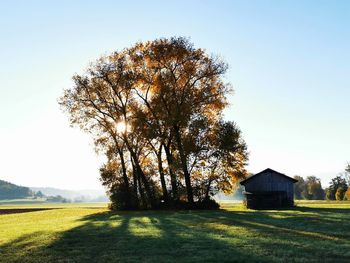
59 37 248 209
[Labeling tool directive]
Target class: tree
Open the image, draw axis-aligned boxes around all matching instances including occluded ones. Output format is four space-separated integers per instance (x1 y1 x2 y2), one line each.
344 187 350 201
335 187 346 201
305 176 325 200
34 191 45 198
59 37 248 209
326 176 348 200
131 38 235 205
343 162 350 185
293 176 305 199
186 120 248 201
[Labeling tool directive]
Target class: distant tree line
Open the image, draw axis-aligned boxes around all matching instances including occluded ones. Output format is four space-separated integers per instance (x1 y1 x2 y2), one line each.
60 37 248 210
293 176 325 200
294 163 350 201
45 195 70 203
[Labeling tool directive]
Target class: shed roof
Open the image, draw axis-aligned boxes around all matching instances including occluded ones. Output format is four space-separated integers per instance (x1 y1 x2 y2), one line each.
240 168 298 185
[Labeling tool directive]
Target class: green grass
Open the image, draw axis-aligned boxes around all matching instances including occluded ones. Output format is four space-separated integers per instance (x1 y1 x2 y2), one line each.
0 202 107 209
0 201 349 262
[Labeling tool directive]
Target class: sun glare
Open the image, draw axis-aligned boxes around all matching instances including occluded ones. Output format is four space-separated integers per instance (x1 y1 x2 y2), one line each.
116 121 128 134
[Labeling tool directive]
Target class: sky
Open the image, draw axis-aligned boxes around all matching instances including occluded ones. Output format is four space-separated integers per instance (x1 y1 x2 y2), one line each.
0 0 349 190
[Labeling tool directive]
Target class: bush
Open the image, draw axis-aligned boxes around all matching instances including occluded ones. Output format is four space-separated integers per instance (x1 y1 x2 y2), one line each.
195 199 220 210
108 184 139 210
326 188 334 200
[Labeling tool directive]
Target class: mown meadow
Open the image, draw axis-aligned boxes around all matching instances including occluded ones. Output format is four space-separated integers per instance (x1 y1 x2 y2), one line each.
0 201 349 263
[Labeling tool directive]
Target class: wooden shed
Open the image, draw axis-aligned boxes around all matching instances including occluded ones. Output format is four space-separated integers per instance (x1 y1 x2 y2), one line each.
240 168 298 209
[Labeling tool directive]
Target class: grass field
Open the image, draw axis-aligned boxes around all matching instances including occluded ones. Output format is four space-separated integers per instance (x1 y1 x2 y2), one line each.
0 201 349 263
0 198 47 204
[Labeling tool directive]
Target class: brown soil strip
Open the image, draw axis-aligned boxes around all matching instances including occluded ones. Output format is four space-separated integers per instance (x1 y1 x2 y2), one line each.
0 208 57 215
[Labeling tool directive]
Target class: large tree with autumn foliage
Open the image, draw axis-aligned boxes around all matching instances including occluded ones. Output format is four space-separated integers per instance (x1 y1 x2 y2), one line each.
59 37 248 209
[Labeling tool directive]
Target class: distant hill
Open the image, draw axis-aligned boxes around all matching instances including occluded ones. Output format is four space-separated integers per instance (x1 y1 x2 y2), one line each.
30 187 108 202
0 179 33 200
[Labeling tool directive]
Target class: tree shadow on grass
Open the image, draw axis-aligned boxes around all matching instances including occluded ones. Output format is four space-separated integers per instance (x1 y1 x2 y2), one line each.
193 207 350 260
1 207 350 263
43 211 264 263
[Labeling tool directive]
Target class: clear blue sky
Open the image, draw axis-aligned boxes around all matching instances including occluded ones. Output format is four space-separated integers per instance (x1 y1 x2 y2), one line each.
0 0 349 189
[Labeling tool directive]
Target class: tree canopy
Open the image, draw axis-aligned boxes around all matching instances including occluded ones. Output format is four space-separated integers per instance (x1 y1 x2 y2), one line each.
59 37 248 209
326 175 348 200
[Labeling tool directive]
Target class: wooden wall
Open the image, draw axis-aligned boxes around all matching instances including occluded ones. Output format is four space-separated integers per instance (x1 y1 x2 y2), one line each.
243 171 294 201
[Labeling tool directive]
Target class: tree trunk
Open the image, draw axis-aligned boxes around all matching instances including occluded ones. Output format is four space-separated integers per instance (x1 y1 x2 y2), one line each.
163 142 178 201
205 179 213 201
123 135 156 208
136 168 147 208
117 148 129 190
157 144 168 203
131 159 146 207
131 157 140 207
173 126 194 204
112 137 130 190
